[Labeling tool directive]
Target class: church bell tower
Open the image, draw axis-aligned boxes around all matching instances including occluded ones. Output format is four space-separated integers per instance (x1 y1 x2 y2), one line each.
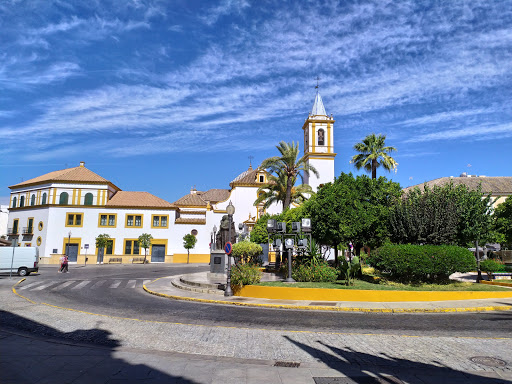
303 89 336 191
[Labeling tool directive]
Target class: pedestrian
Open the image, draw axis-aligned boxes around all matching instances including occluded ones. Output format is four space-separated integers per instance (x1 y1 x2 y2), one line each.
59 255 66 273
63 255 69 273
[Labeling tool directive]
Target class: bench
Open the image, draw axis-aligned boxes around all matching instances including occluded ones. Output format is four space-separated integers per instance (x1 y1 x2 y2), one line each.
132 257 146 264
108 257 123 264
491 272 512 280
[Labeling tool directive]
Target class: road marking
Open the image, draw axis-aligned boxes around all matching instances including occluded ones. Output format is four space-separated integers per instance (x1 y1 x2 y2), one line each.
126 280 136 288
91 280 106 289
110 280 122 288
138 279 151 288
72 281 91 290
52 281 75 291
18 282 44 290
31 282 59 291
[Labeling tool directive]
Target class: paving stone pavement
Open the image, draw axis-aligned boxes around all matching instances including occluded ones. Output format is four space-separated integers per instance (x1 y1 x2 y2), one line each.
2 284 512 383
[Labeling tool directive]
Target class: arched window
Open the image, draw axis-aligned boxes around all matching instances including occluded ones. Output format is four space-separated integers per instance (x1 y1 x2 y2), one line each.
59 192 69 205
20 196 25 207
12 197 17 208
31 194 36 206
42 193 47 205
317 129 325 146
84 193 93 206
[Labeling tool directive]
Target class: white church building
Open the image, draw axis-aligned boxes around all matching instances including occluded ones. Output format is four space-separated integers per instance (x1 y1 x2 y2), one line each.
6 91 336 264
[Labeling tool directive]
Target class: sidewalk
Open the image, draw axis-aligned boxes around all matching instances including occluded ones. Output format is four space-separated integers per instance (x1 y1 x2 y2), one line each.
144 272 512 313
2 328 511 384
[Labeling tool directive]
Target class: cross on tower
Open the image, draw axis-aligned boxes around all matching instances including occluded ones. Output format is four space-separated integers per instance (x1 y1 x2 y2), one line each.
315 76 321 89
248 155 254 167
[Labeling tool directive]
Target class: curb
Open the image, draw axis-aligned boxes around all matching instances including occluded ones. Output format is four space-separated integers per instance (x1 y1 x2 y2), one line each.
142 283 512 314
480 280 512 288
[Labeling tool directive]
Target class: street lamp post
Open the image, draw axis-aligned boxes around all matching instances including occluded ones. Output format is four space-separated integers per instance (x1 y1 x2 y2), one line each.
67 231 71 258
212 225 217 251
224 201 235 297
476 240 483 283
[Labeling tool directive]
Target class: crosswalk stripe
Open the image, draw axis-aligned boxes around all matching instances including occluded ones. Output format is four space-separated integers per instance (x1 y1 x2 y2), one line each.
91 280 106 289
31 282 59 291
110 280 122 288
126 280 136 288
18 282 44 290
51 281 75 291
72 281 91 289
143 279 151 286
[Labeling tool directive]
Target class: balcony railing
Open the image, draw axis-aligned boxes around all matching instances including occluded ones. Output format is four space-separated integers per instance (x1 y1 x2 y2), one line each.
7 228 18 236
22 227 34 235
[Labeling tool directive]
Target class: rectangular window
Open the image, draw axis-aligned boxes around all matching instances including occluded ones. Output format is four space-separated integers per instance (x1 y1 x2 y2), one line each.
106 240 114 255
13 219 19 235
66 213 83 227
125 214 143 228
99 214 116 227
27 218 34 233
124 240 140 255
151 215 169 228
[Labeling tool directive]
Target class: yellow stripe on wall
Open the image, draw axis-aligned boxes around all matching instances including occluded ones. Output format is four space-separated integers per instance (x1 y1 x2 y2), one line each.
72 189 77 205
312 122 316 152
77 189 81 206
52 188 57 204
97 190 101 205
327 122 331 153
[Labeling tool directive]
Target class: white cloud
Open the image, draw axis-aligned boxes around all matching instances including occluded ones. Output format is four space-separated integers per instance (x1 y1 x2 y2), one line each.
406 123 512 143
200 0 250 26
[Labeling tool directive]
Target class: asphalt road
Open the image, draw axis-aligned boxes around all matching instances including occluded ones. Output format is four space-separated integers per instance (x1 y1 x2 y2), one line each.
4 264 512 338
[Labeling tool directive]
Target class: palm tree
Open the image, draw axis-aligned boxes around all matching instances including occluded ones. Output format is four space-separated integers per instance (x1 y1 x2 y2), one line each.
350 133 398 179
259 141 319 210
254 170 314 210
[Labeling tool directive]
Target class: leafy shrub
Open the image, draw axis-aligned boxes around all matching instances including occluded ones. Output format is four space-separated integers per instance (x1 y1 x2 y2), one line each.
480 259 506 275
338 256 361 285
368 244 476 283
230 263 262 289
232 240 263 264
292 262 338 282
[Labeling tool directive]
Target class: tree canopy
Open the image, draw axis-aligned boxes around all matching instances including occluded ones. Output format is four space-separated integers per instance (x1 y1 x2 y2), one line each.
304 173 402 259
138 233 153 263
494 196 512 246
259 141 318 210
389 182 493 246
350 133 397 179
183 233 197 264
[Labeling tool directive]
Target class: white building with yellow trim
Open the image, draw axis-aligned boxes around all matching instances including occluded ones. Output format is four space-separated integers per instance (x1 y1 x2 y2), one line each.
6 92 336 264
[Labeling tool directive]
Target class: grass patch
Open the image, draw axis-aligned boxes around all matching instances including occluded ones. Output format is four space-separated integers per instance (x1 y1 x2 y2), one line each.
257 279 512 291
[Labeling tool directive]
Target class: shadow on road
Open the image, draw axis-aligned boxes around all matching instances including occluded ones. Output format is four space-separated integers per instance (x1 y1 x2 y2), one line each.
284 335 510 384
0 310 199 383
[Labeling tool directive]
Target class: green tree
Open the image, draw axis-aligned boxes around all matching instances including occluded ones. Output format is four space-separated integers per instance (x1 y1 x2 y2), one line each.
304 173 402 264
95 234 111 256
350 133 398 179
259 141 319 210
250 224 268 244
183 234 197 264
493 196 512 246
254 170 313 210
389 182 493 246
138 233 153 264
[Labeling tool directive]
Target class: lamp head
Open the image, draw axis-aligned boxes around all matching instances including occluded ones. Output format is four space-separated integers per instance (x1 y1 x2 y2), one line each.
226 201 235 216
301 218 312 232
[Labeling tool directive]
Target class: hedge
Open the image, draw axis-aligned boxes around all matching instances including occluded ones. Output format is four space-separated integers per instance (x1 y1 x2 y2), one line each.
230 263 262 288
368 244 476 283
292 263 338 282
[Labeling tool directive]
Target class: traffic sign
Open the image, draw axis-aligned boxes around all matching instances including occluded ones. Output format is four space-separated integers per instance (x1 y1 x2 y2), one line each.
224 242 232 255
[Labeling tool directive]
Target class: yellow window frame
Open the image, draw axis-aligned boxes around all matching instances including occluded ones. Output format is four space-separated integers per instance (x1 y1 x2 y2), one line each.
123 238 140 255
125 214 143 228
151 214 169 229
98 213 117 228
65 212 84 227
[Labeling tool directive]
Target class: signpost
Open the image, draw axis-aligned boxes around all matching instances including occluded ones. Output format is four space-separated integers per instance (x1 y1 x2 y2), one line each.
224 241 232 255
84 244 89 266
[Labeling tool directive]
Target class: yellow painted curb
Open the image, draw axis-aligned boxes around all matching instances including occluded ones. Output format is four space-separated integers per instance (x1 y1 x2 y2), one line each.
480 280 512 288
237 285 512 302
11 278 37 304
142 284 512 314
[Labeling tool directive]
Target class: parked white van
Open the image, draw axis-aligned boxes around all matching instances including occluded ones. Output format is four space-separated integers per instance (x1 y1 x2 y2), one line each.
0 247 39 276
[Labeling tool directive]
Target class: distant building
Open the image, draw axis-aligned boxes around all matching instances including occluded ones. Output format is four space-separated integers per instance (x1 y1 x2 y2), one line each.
404 174 512 208
6 91 336 264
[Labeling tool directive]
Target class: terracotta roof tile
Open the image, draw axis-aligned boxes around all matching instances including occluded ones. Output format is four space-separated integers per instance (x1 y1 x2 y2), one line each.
404 177 512 195
107 191 173 208
172 193 208 207
198 189 230 203
10 165 112 188
230 166 261 187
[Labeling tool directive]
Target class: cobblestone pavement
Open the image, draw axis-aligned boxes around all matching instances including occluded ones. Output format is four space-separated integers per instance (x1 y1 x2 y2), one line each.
2 284 512 383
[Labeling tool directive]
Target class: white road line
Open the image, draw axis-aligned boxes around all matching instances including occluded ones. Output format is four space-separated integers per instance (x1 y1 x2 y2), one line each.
18 282 44 290
51 281 75 291
126 280 136 288
31 282 59 291
143 279 151 286
91 280 106 289
110 280 122 288
72 281 91 290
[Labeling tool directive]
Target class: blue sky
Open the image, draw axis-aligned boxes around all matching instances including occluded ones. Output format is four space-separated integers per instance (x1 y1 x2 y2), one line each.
1 0 511 204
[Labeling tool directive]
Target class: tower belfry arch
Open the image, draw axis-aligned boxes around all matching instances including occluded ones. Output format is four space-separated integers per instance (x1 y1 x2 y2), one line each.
303 82 336 191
